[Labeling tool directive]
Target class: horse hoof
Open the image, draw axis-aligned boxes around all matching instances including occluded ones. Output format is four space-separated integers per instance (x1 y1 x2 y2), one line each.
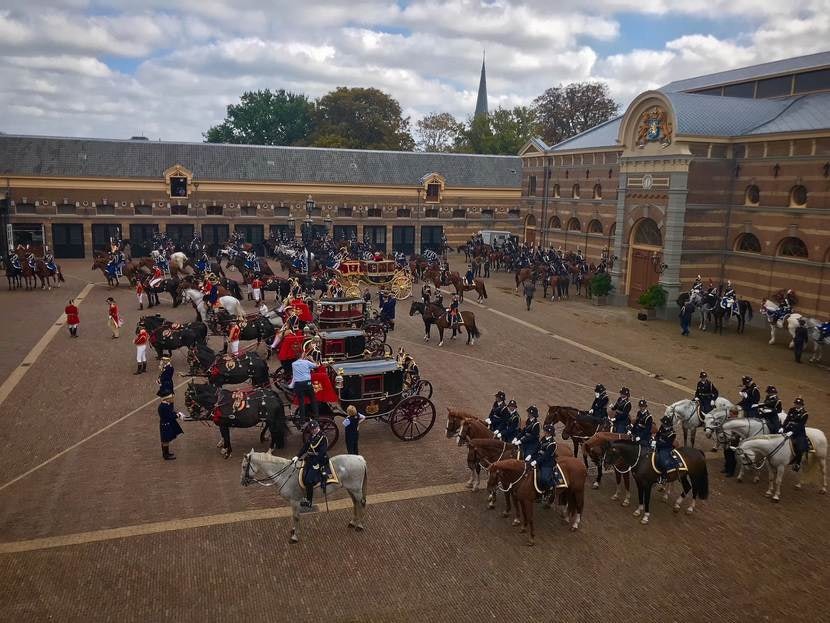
611 493 619 501
570 525 578 532
513 519 522 527
354 524 364 532
592 482 599 490
438 342 443 347
736 477 743 483
794 483 803 490
764 490 772 498
465 482 474 489
685 507 694 514
289 535 299 543
640 516 650 525
771 496 780 503
348 521 355 530
621 500 630 508
526 540 534 547
488 503 495 510
673 504 681 513
633 508 642 517
819 488 826 495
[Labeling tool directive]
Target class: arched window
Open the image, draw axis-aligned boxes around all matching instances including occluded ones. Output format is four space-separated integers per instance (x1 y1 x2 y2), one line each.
593 184 602 200
572 184 580 199
587 219 603 234
789 185 807 207
608 222 617 238
525 214 536 227
549 216 561 230
553 184 560 198
734 233 761 253
632 218 662 246
567 217 581 232
777 237 808 258
744 184 760 206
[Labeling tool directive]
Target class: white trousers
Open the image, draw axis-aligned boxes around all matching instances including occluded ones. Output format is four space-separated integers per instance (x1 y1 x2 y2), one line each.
136 344 147 363
229 340 240 354
253 288 261 302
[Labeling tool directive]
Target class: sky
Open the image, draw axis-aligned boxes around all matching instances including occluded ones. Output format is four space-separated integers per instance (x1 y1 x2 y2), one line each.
0 0 828 142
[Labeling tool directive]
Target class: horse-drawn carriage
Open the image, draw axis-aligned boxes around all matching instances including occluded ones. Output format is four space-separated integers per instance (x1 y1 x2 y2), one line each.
315 297 389 353
336 259 412 300
318 329 392 361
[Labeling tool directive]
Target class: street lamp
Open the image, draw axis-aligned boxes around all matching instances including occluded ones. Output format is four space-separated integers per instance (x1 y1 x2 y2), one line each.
301 195 316 291
287 216 295 241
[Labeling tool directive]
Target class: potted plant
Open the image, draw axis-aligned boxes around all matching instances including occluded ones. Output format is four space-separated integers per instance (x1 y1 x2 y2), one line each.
590 272 613 306
637 284 668 319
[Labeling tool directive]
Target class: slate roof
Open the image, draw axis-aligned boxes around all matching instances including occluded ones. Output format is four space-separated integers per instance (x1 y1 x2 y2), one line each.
662 51 830 92
746 92 830 135
0 135 522 188
549 116 622 152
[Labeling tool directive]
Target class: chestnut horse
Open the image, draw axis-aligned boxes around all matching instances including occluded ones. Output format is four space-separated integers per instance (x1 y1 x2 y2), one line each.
583 432 633 506
409 301 480 346
447 272 488 304
489 457 587 545
92 256 122 288
545 405 609 459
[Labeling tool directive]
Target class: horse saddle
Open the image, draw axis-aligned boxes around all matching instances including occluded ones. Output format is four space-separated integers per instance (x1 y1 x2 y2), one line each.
533 464 567 494
650 450 688 475
298 460 340 490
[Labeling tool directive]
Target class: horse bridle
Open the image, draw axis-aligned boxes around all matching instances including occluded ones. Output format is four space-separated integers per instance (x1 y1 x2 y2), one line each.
242 455 297 488
606 443 641 474
496 462 527 493
736 436 788 471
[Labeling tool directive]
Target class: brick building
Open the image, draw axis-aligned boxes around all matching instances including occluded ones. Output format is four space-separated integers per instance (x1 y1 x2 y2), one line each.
519 52 830 317
0 138 522 259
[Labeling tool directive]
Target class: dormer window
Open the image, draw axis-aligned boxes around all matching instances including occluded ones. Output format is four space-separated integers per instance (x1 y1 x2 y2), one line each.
421 172 446 204
426 183 441 202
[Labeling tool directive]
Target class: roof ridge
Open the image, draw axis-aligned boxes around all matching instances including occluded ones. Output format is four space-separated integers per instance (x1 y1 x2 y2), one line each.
549 115 623 150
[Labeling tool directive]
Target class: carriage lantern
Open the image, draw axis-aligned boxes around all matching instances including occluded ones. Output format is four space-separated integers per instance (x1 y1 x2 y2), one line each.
650 251 668 274
335 370 344 390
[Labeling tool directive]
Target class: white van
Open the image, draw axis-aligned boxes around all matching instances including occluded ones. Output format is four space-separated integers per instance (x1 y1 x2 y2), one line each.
478 230 514 248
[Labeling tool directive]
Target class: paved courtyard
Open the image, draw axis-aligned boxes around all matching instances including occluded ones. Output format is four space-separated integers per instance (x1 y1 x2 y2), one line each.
0 257 828 622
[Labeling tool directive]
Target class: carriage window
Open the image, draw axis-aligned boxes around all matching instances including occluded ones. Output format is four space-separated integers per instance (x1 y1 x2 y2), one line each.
362 375 383 395
326 339 345 355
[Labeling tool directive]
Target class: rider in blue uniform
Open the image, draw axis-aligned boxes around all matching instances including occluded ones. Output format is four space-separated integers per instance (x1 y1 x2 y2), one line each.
691 274 703 296
196 252 210 273
588 384 609 419
293 420 330 510
738 375 761 418
630 399 653 448
43 246 57 272
496 400 520 441
722 280 737 312
695 371 718 414
782 397 809 472
447 294 461 332
529 424 559 491
513 405 541 459
465 265 475 286
654 414 678 483
759 385 783 434
610 387 632 434
487 391 508 434
8 249 21 274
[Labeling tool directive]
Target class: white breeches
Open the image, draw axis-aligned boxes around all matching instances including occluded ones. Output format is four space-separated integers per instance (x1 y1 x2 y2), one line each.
136 344 147 362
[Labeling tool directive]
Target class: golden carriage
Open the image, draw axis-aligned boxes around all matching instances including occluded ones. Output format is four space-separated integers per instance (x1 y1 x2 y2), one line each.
336 259 413 300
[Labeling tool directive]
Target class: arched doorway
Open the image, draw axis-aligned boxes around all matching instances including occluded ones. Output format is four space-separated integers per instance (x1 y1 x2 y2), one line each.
524 214 537 245
626 217 663 306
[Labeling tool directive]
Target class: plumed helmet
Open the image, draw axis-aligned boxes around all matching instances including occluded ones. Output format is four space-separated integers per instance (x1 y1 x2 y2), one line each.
699 371 707 378
507 399 517 408
619 386 630 396
303 324 313 335
765 385 777 395
794 396 804 407
660 414 673 425
638 399 648 407
495 390 505 400
526 405 539 418
308 420 321 431
595 384 605 393
741 375 753 385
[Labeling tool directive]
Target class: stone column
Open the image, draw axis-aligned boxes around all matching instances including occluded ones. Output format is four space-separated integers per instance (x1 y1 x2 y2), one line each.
657 171 689 319
610 173 628 306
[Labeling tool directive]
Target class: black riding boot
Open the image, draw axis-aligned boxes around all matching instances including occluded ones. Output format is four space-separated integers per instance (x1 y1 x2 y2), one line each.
792 451 803 472
162 444 176 460
300 487 314 511
133 364 142 375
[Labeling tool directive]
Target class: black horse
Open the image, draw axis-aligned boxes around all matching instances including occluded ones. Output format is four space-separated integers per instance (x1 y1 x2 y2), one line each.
186 343 270 387
261 276 291 301
708 299 753 334
212 309 278 347
149 321 209 359
140 276 182 308
184 381 286 458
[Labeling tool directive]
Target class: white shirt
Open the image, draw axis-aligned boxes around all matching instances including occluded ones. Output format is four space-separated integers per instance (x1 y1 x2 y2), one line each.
290 359 317 385
343 413 366 428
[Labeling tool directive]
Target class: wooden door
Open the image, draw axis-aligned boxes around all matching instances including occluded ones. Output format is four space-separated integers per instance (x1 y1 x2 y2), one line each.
628 248 659 306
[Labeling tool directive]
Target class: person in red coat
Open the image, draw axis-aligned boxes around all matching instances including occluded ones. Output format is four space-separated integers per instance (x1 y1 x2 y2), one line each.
251 275 263 303
65 299 80 338
228 321 241 355
136 281 145 310
106 297 121 339
133 322 149 374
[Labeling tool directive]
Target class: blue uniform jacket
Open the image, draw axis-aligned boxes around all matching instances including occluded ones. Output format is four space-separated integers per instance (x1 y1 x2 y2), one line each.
631 410 653 447
610 398 631 434
655 425 678 471
298 433 330 486
158 402 183 443
739 385 761 418
516 418 540 457
533 438 558 489
488 402 507 432
156 365 175 397
783 408 809 452
500 410 520 441
589 394 609 419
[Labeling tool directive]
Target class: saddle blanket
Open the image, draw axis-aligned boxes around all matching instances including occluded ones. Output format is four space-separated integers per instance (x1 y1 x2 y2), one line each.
533 464 568 494
650 450 688 475
789 438 815 455
298 459 340 491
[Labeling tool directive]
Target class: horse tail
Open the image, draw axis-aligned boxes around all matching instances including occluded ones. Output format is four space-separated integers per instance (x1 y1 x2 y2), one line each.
467 321 481 339
480 281 488 300
58 268 65 283
361 461 368 507
745 301 753 321
689 450 709 500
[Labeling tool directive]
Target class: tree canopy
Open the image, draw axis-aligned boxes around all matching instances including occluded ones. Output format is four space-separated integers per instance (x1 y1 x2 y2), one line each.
204 89 314 146
533 82 619 147
415 112 464 152
454 106 538 155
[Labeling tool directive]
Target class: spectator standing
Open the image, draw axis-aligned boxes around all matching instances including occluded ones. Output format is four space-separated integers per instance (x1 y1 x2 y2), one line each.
523 280 536 311
343 405 366 454
794 318 809 364
65 299 80 338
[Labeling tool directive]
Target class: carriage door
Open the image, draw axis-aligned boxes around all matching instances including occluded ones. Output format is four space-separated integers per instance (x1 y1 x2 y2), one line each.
333 225 357 243
363 225 387 252
165 224 194 251
92 224 121 253
234 224 265 256
202 224 229 257
129 224 156 258
392 226 415 255
420 225 443 254
51 224 85 258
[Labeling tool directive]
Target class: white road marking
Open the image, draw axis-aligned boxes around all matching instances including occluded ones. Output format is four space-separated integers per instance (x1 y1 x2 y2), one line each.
0 377 192 494
0 283 95 409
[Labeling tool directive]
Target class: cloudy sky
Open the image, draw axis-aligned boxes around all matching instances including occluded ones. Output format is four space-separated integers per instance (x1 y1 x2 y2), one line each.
1 0 827 142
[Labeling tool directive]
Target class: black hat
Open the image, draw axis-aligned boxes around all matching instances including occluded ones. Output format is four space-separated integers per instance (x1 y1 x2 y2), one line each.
495 390 505 400
765 385 777 395
794 397 804 407
741 375 753 385
619 386 630 396
638 399 648 407
660 414 673 425
507 399 517 408
699 371 707 378
526 405 539 417
595 384 605 393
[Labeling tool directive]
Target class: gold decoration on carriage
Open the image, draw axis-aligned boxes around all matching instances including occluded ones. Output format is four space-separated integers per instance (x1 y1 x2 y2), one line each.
365 401 380 415
232 390 248 412
223 355 237 369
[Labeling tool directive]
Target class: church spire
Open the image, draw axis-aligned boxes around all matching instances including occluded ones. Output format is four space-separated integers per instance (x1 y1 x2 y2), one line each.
474 52 488 118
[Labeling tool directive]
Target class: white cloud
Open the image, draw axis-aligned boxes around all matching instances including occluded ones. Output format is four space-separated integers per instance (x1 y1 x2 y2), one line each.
0 1 827 141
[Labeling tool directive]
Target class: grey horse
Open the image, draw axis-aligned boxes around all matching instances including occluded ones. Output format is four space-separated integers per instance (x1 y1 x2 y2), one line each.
240 450 368 543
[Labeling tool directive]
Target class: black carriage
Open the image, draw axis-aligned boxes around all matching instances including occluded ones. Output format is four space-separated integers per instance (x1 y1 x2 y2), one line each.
316 298 366 330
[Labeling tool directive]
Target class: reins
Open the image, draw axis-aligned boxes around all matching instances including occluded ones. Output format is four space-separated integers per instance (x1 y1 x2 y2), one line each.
243 456 297 488
497 462 527 493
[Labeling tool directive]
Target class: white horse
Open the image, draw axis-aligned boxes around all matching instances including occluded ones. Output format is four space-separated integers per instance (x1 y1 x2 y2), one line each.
759 299 802 347
736 430 827 502
182 288 245 321
240 450 368 543
806 318 829 363
704 409 785 482
169 251 190 278
666 396 734 447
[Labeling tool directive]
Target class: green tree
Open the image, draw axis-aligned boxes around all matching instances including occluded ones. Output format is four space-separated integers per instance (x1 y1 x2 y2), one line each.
204 89 315 145
533 82 619 147
415 112 464 152
310 87 415 151
455 106 538 155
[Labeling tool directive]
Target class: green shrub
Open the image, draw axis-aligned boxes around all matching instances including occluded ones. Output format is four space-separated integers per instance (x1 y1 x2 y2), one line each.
591 272 614 297
638 284 668 309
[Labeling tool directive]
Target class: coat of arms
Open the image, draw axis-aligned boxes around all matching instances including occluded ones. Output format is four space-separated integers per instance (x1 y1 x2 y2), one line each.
636 107 673 148
365 401 380 415
232 390 248 412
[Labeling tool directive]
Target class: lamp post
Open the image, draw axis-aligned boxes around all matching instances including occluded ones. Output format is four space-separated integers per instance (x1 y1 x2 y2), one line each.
301 195 315 291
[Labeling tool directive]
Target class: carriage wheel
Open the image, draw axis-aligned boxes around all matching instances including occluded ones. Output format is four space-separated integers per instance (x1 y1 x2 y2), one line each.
302 416 340 450
390 396 436 441
364 323 387 344
415 379 433 400
391 270 413 300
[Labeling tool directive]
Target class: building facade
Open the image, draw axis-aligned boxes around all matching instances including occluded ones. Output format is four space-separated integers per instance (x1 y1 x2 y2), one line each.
0 138 522 259
519 52 830 318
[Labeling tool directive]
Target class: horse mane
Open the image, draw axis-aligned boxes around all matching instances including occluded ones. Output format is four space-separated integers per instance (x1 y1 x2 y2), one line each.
447 408 479 421
252 450 285 464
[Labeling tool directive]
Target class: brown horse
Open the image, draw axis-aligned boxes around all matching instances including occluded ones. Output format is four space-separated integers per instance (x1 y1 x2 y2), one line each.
583 432 633 505
489 457 587 545
34 259 64 290
123 258 155 285
544 405 609 458
92 257 121 288
514 267 535 292
605 440 709 525
409 301 480 346
447 272 488 303
423 267 443 289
